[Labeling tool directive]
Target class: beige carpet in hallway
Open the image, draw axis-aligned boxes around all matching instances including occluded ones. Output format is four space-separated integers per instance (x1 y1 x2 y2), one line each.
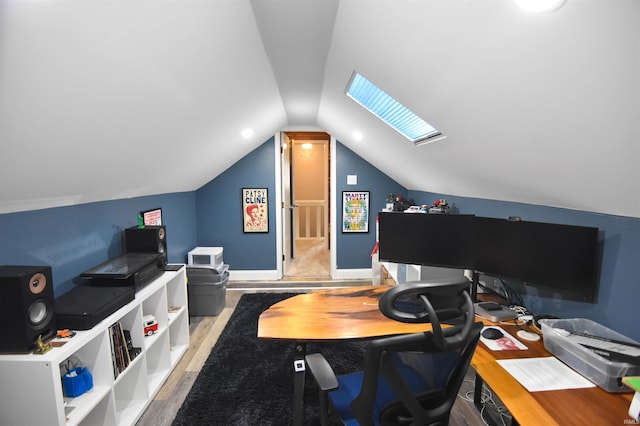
284 238 330 279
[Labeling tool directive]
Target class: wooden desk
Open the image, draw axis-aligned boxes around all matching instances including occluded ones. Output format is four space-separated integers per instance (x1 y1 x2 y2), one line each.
258 287 634 426
258 286 435 425
258 286 433 341
472 322 634 426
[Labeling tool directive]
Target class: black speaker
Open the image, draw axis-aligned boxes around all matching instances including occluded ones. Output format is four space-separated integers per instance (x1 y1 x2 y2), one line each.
124 226 167 262
0 265 56 353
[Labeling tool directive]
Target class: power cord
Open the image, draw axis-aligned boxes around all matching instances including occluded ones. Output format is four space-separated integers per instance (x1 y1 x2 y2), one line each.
477 278 528 313
496 278 526 308
509 305 529 316
457 379 512 426
477 281 504 298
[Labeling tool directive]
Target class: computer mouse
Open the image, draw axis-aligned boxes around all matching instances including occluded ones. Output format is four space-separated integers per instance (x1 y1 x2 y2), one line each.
482 328 504 340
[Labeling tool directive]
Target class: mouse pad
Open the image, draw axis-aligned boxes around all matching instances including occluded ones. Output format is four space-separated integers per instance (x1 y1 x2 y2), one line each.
480 326 528 351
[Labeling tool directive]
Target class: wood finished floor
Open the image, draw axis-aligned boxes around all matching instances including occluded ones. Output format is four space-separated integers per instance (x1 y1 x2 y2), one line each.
136 239 497 426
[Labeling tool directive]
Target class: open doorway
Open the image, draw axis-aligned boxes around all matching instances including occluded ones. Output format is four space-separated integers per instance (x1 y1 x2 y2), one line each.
281 131 331 279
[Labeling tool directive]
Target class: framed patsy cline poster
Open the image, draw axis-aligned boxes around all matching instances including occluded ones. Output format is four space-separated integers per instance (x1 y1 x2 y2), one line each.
242 188 269 233
342 191 369 233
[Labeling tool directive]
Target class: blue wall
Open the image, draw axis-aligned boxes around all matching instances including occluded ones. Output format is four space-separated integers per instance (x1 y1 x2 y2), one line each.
193 139 406 271
195 137 277 270
0 136 403 296
0 193 197 296
1 136 637 342
409 190 640 341
336 142 406 269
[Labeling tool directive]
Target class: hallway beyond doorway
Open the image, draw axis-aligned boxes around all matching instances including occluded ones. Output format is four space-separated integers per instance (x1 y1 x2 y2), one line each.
283 238 330 279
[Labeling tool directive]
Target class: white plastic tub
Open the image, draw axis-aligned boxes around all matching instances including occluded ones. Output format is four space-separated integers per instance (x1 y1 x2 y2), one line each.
539 318 640 392
188 247 223 267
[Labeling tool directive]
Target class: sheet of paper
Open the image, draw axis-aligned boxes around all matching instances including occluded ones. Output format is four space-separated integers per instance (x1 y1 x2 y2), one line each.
497 357 596 392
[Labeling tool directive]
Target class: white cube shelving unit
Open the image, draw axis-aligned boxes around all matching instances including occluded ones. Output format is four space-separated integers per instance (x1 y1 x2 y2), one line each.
0 268 189 426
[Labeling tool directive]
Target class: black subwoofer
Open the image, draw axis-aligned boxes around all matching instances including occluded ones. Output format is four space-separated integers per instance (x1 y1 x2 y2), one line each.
0 265 56 353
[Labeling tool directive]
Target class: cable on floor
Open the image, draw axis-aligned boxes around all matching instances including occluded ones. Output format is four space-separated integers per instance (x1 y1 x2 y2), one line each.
457 379 512 426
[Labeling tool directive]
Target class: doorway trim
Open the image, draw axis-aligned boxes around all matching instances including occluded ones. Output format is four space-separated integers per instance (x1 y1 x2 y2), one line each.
275 132 336 280
329 135 337 278
274 133 284 279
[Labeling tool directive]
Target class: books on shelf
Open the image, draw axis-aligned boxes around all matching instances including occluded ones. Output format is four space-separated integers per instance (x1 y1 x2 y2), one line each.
108 322 141 379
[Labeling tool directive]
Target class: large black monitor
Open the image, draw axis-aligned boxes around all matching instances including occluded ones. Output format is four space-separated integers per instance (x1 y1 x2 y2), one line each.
378 212 475 270
474 217 600 302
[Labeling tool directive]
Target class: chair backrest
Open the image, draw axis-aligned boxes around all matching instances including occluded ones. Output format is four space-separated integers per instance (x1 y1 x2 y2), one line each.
350 278 482 425
378 276 476 351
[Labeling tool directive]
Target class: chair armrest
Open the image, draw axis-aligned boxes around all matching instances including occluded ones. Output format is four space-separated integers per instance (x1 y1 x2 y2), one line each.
305 353 339 391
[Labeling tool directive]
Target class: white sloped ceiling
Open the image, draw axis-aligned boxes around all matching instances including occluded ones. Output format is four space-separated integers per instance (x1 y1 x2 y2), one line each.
317 0 640 218
1 0 638 218
0 0 286 213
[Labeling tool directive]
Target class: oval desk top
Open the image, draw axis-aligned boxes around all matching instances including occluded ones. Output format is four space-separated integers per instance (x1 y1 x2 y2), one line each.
258 287 636 426
257 286 436 341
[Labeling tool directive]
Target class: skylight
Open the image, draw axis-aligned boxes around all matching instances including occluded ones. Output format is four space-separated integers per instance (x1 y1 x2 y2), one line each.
345 72 442 145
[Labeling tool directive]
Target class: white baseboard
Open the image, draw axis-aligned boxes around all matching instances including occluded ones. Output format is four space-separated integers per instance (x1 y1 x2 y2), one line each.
228 270 279 281
332 268 372 280
227 268 372 282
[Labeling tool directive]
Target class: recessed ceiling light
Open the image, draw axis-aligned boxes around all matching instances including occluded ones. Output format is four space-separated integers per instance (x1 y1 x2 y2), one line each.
241 128 254 139
516 0 566 12
353 131 363 141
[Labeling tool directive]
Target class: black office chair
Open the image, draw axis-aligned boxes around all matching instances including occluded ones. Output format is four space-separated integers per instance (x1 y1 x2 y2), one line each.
305 277 482 426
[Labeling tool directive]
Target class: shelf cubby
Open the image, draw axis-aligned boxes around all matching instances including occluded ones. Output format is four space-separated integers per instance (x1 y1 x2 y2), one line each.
0 268 189 426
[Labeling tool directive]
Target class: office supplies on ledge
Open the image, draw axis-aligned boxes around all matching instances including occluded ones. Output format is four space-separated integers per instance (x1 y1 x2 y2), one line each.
497 357 596 392
480 326 528 351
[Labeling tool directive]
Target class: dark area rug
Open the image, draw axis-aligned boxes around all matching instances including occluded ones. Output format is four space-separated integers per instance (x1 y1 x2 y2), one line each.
172 292 367 426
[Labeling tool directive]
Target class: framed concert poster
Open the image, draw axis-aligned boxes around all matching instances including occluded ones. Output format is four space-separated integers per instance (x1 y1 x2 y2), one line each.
242 188 269 233
140 207 162 226
342 191 370 233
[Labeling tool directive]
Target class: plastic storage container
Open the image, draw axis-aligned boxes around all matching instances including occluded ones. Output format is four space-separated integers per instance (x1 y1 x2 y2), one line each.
188 247 223 267
539 318 640 392
186 265 228 316
62 367 94 397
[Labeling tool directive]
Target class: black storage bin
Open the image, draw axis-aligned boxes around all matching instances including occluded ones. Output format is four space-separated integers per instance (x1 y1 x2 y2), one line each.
186 265 228 316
